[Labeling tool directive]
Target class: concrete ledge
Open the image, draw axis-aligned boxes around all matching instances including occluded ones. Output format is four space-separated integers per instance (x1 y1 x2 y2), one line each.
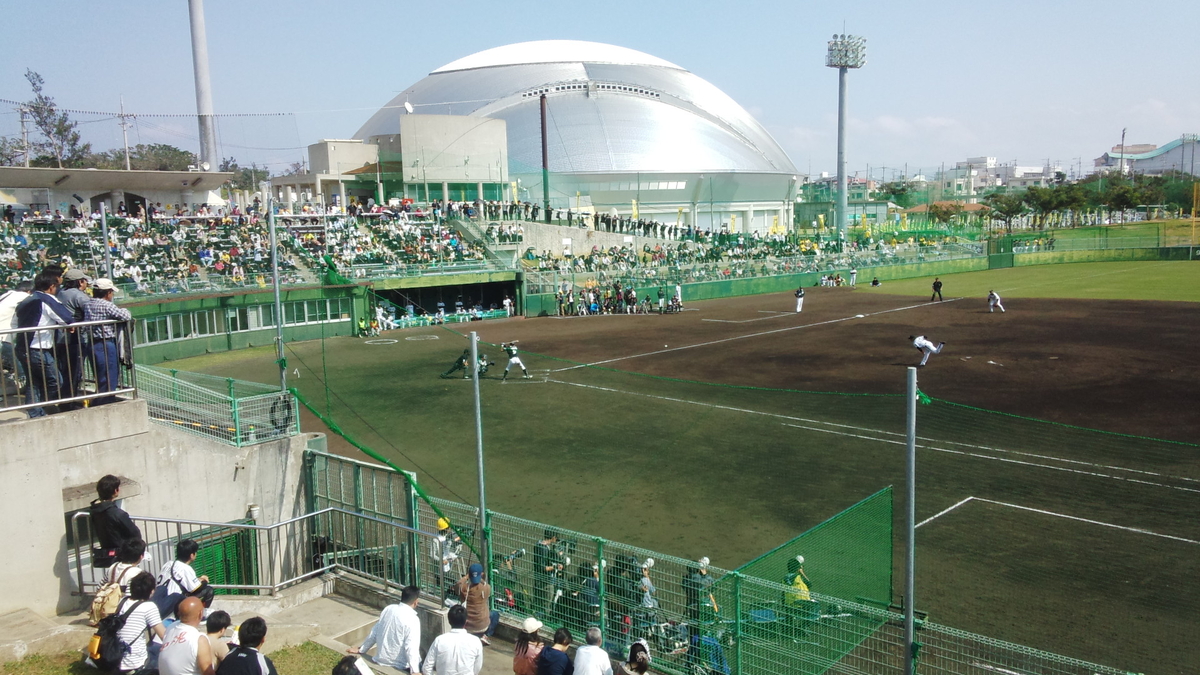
0 609 92 665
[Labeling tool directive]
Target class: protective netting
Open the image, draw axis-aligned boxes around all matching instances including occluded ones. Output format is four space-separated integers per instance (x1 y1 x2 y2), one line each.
736 488 893 610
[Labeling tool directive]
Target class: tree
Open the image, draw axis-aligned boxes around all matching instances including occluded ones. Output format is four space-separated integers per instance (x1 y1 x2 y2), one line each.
220 157 270 191
878 180 915 208
983 193 1026 233
1023 186 1060 228
0 137 25 166
927 201 963 226
24 69 90 168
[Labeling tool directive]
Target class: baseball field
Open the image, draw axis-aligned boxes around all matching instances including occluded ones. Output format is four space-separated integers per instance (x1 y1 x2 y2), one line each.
165 260 1199 674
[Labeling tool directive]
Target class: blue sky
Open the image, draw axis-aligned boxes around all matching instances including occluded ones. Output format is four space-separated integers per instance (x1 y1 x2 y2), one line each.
2 0 1197 177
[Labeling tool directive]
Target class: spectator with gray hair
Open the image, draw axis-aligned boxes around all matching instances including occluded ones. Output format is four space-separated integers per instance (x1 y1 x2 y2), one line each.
421 604 482 675
572 627 613 675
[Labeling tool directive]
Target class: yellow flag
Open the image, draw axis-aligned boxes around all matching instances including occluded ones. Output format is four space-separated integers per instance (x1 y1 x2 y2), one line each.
632 199 639 219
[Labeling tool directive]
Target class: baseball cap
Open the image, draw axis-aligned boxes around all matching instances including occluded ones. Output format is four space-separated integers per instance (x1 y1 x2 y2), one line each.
468 563 483 583
93 278 115 291
521 617 543 634
63 269 89 281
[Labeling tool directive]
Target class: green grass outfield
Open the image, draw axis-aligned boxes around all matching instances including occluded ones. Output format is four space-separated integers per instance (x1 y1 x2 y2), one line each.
859 260 1200 302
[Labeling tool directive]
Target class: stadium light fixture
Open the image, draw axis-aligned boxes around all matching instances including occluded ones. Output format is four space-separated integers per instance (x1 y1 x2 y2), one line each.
826 34 866 244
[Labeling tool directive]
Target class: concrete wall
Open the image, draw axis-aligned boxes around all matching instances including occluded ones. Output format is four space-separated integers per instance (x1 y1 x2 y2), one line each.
308 139 379 176
1 399 310 617
383 115 508 184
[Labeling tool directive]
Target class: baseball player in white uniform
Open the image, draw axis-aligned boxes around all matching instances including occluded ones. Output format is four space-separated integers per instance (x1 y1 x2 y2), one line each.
987 290 1005 313
501 341 531 380
794 287 805 312
910 335 946 367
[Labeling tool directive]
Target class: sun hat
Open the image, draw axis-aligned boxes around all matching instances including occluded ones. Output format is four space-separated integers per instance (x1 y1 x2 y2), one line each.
521 617 543 633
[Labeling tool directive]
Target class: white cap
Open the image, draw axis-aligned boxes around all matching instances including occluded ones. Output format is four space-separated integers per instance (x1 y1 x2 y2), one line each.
698 556 710 569
521 617 544 633
796 555 805 565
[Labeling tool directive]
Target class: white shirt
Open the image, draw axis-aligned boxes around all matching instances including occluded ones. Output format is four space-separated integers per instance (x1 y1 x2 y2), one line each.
114 598 162 671
421 628 482 675
159 622 202 675
361 603 421 672
912 336 935 351
988 292 1001 303
573 644 614 675
158 560 202 595
0 290 29 344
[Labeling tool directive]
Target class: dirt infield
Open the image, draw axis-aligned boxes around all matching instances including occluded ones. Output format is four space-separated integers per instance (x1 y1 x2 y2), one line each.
474 288 1200 441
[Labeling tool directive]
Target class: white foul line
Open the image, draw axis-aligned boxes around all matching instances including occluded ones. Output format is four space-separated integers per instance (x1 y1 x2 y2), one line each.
544 378 1200 494
552 298 961 371
916 497 977 528
915 496 1199 545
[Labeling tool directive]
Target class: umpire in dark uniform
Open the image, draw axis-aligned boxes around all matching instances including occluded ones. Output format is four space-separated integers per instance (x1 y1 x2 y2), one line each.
930 278 944 302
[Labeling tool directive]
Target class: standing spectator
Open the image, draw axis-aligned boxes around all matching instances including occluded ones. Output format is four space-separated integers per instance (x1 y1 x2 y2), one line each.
0 280 33 397
205 611 233 667
56 269 90 409
89 474 142 569
216 617 277 675
930 277 943 302
512 618 544 675
154 539 212 618
532 530 561 615
348 585 422 673
421 604 483 675
159 597 215 675
454 563 500 645
84 278 131 405
13 272 73 417
572 628 612 675
114 572 167 674
536 627 573 675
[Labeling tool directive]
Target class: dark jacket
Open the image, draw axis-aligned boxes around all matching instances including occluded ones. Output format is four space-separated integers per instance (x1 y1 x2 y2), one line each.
537 647 573 675
89 499 141 550
216 645 278 675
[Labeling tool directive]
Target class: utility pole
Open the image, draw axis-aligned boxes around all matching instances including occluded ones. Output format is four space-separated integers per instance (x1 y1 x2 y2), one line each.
826 33 866 247
1118 128 1127 177
118 97 133 171
18 106 30 168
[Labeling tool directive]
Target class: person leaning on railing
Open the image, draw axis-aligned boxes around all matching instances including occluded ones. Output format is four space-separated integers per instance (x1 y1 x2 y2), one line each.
13 271 74 418
84 278 132 406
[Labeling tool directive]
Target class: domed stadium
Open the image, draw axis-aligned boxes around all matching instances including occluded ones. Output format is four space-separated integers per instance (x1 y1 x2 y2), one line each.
355 40 799 232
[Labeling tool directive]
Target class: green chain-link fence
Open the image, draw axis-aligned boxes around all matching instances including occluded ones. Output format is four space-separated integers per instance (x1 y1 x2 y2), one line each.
304 448 1130 675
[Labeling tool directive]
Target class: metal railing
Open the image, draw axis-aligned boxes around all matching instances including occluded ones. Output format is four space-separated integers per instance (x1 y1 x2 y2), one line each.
1 318 136 415
135 365 300 446
69 506 446 601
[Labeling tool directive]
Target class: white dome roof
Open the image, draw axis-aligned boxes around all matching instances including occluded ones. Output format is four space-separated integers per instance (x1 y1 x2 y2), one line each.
432 40 683 74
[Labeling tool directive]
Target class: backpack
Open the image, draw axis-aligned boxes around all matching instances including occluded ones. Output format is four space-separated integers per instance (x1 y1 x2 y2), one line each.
150 562 188 618
89 598 143 672
89 564 138 626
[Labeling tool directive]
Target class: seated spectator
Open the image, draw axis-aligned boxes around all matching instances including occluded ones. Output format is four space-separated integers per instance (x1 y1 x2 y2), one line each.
104 538 148 594
537 627 573 675
216 617 277 675
420 604 482 675
89 474 142 569
159 597 215 675
113 571 167 673
512 618 544 675
154 539 212 618
205 611 233 667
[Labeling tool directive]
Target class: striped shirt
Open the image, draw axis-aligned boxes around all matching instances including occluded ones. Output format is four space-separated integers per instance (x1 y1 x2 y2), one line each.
83 297 132 339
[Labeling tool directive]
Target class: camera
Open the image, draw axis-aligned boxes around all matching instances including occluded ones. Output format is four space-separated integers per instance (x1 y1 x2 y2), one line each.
502 548 527 563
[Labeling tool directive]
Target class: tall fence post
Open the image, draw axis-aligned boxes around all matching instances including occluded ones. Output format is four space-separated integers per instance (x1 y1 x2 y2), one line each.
905 366 918 675
595 537 606 638
733 571 743 675
228 378 241 446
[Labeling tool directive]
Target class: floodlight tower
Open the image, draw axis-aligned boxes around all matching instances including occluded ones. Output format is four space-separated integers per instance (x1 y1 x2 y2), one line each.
826 34 866 244
188 0 218 172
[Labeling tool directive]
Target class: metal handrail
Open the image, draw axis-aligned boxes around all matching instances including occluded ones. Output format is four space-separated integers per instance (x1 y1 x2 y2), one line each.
70 507 443 599
2 318 137 413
